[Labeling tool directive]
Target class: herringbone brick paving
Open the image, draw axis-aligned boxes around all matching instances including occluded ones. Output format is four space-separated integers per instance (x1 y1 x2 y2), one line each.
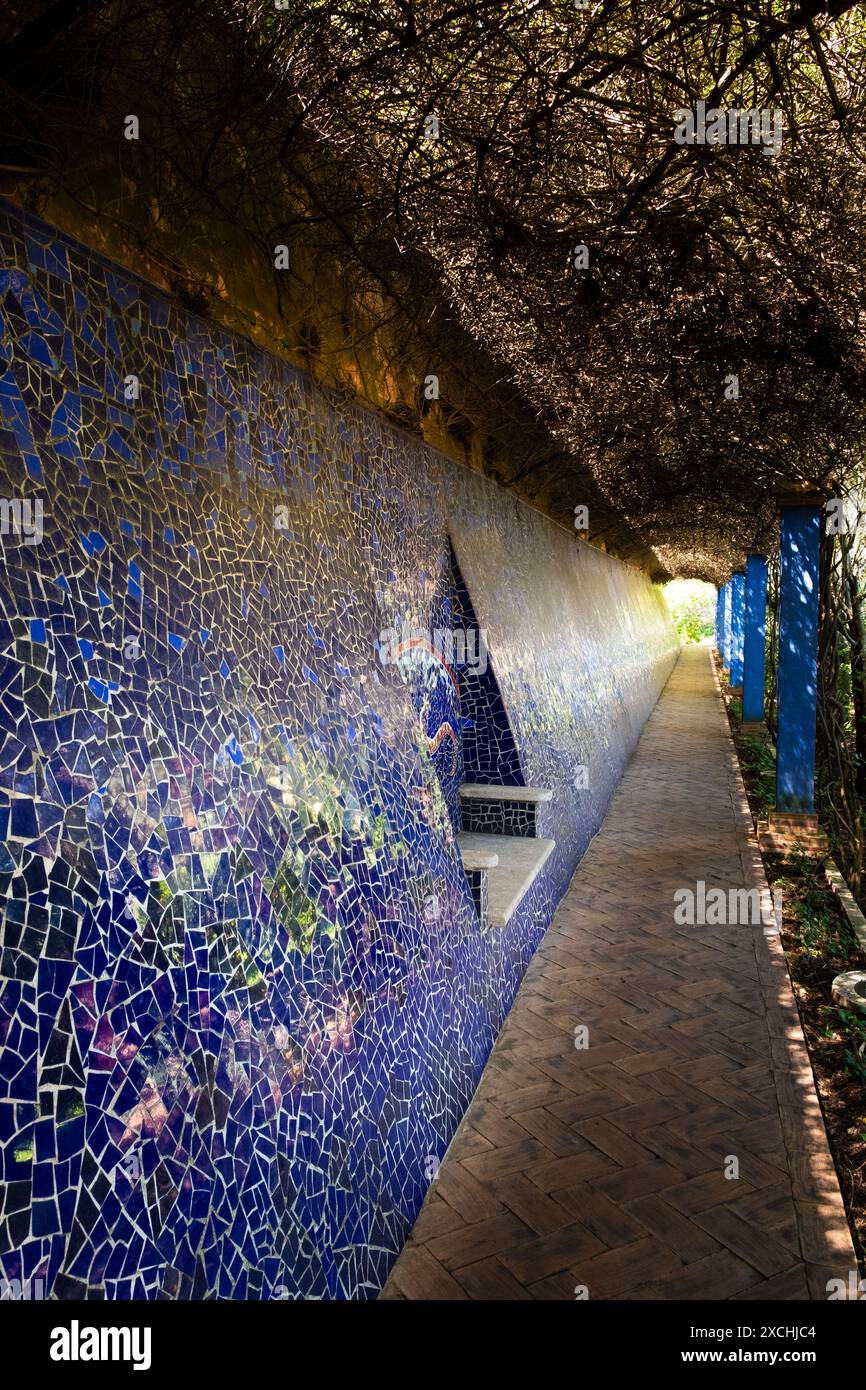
380 645 858 1300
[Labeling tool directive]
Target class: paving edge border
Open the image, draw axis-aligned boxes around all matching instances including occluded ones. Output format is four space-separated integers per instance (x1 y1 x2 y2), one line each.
824 858 866 955
824 858 866 1017
709 649 860 1291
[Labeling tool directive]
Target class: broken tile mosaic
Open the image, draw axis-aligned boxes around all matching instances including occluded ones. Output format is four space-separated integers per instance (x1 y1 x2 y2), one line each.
0 199 677 1300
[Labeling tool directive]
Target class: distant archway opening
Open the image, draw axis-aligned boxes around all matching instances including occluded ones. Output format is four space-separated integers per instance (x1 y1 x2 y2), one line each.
663 579 717 644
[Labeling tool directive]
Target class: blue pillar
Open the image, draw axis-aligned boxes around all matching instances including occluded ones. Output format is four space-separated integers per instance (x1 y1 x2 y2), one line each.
776 503 822 814
730 572 745 688
723 582 732 670
715 586 725 653
743 554 768 723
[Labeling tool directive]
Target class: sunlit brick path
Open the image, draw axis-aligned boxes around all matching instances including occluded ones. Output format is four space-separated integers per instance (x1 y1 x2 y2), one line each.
381 645 858 1301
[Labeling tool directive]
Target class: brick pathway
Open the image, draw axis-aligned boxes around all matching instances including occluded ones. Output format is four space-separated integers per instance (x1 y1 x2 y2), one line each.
381 646 858 1300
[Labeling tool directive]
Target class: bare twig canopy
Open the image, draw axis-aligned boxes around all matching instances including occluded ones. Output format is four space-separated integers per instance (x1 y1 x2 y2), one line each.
4 0 866 578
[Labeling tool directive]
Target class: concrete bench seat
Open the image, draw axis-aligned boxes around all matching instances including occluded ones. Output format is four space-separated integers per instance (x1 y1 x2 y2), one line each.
459 783 553 803
458 831 555 929
457 840 500 871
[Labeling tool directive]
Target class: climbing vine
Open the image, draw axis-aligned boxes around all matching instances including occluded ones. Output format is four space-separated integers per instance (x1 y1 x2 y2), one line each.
751 510 866 897
3 2 866 579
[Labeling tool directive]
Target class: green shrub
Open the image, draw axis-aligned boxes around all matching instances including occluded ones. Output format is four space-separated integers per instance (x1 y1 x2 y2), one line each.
740 734 775 813
837 1009 866 1085
663 578 716 645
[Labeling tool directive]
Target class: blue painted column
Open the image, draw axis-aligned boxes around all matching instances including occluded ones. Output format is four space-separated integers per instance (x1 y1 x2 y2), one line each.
743 554 768 723
723 581 732 670
729 571 745 689
715 586 725 653
776 503 822 814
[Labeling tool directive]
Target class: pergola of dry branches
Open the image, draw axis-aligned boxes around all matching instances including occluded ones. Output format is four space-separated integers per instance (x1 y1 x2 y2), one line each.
4 1 866 580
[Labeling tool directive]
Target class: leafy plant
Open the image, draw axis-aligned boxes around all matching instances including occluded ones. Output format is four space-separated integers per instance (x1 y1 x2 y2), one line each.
740 735 776 815
837 1009 866 1085
663 579 716 645
742 735 775 773
801 900 851 960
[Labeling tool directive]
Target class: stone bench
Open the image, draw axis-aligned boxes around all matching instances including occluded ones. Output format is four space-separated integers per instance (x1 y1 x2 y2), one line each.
456 835 499 927
458 831 555 929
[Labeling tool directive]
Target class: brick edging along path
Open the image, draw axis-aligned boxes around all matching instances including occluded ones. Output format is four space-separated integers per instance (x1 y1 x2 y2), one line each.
381 645 859 1300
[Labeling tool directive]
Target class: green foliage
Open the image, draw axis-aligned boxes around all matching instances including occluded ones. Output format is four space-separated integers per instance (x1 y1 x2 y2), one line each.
779 854 866 1086
743 735 775 773
836 1009 866 1085
663 579 716 644
741 734 776 815
801 899 853 961
782 856 859 961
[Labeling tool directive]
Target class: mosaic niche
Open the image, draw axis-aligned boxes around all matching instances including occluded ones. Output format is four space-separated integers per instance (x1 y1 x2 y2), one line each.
0 199 677 1301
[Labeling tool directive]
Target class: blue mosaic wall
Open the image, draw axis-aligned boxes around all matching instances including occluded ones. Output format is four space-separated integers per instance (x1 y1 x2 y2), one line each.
0 200 678 1300
452 550 523 789
449 503 682 871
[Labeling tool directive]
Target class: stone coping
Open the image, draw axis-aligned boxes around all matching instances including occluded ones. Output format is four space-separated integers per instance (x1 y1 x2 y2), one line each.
459 783 553 803
825 857 866 954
